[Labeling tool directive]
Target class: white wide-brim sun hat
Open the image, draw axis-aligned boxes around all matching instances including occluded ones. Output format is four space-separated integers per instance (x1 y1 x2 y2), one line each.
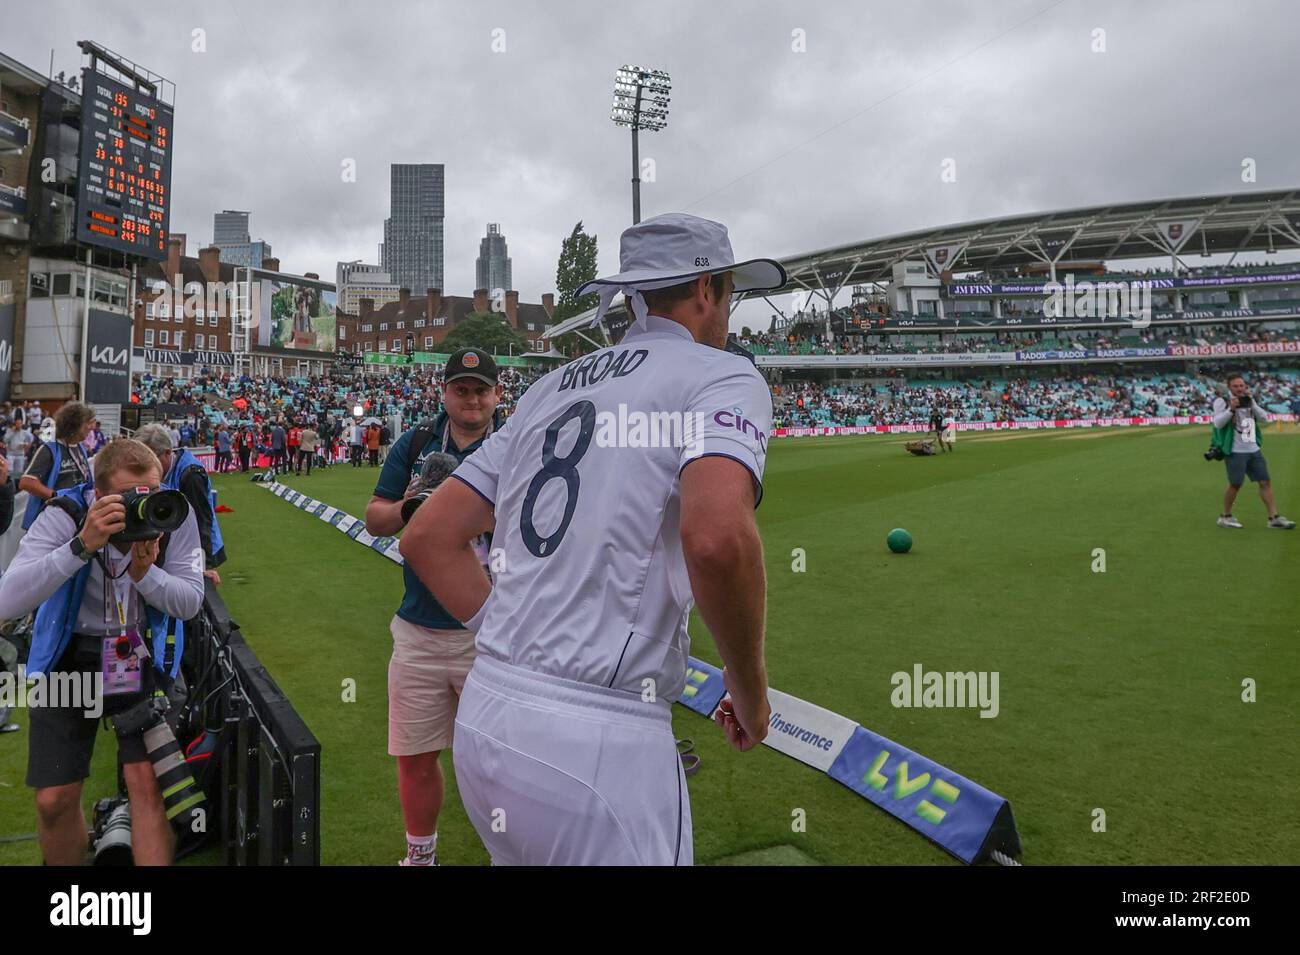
577 213 787 328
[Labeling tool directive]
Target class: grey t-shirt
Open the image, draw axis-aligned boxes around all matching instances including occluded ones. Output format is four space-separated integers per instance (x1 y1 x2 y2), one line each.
5 428 31 457
1212 397 1267 454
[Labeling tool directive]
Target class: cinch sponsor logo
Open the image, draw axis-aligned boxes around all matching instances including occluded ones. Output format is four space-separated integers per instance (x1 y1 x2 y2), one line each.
49 885 151 935
713 407 768 452
768 712 835 751
862 750 962 825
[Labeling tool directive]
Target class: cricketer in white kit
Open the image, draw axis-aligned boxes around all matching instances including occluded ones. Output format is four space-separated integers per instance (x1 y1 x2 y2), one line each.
401 213 787 865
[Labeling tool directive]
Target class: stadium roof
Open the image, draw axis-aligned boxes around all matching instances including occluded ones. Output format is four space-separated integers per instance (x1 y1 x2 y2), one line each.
777 188 1300 299
547 188 1300 338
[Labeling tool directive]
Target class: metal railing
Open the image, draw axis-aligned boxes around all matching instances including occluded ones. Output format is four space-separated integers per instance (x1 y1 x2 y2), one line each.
186 585 321 865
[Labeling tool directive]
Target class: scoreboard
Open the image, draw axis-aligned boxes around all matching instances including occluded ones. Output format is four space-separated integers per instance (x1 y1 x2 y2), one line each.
75 68 173 259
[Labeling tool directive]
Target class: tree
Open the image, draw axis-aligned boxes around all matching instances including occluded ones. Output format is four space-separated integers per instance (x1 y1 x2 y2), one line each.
549 221 600 355
440 313 530 355
552 221 599 323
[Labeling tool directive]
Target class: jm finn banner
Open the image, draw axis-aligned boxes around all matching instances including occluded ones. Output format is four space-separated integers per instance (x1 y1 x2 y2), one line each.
258 483 1024 864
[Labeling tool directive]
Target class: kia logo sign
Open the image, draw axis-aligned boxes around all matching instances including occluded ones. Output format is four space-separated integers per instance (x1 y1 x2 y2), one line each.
85 308 132 404
0 339 10 373
91 346 129 366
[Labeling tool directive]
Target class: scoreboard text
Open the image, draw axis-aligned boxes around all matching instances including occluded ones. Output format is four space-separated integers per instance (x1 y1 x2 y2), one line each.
75 68 174 259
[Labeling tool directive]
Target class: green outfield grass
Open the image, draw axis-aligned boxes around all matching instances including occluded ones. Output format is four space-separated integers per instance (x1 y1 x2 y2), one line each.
3 424 1297 865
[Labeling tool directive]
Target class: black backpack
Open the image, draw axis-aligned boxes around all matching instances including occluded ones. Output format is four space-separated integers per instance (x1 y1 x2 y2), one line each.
405 418 440 465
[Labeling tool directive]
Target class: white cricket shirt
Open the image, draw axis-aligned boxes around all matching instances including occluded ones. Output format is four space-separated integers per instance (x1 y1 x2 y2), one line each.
453 314 772 701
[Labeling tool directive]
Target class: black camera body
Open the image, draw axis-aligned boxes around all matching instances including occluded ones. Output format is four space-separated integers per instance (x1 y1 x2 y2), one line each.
1204 445 1225 461
111 489 190 545
1237 393 1253 409
401 451 461 525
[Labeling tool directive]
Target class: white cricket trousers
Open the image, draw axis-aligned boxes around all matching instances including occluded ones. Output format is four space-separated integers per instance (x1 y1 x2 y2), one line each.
453 653 693 866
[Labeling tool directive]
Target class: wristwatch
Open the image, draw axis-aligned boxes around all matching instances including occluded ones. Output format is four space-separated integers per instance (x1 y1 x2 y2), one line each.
69 533 95 562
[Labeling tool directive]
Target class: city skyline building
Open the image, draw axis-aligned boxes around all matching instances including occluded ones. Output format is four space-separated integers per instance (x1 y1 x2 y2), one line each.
381 163 444 295
475 222 512 294
213 209 272 268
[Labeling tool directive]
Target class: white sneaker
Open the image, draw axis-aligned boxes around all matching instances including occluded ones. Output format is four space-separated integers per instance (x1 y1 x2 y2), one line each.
1268 515 1296 529
1217 514 1244 529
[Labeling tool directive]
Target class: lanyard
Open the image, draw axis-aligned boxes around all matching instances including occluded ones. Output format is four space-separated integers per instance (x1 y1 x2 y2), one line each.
97 549 134 634
441 418 493 455
65 442 89 483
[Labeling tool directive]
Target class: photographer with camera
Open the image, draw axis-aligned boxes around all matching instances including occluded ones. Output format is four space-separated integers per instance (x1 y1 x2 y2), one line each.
18 400 94 529
1211 373 1295 529
365 348 501 866
0 439 204 865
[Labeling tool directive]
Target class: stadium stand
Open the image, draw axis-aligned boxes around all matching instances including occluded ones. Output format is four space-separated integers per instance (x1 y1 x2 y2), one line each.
771 370 1299 428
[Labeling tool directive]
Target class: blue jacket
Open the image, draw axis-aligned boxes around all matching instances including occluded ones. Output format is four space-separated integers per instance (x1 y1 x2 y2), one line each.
27 482 181 680
166 447 225 559
22 440 62 530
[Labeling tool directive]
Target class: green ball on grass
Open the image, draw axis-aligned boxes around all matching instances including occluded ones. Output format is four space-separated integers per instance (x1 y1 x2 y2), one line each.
886 528 913 554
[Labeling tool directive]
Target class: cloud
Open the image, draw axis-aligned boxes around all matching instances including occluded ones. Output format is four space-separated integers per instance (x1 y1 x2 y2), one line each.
7 0 1297 331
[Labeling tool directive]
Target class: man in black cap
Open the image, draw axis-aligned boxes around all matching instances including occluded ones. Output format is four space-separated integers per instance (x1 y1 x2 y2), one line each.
365 347 503 866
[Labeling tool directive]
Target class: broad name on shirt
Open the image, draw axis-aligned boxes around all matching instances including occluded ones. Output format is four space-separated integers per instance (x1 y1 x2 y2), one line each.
557 347 649 392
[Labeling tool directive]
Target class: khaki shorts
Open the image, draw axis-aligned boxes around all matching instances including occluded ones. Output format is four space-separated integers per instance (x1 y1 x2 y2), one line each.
387 615 477 756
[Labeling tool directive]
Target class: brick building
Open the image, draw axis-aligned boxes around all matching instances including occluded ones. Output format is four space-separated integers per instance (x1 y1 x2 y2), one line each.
337 286 554 362
132 237 241 379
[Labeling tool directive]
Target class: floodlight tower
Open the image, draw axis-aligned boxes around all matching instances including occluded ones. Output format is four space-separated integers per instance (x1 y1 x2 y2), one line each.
611 66 671 225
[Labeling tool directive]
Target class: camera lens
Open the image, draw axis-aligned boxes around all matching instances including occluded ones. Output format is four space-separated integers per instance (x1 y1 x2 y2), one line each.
401 489 432 524
142 490 189 533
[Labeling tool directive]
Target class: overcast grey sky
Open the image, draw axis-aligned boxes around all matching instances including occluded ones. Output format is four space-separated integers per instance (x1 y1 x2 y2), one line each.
5 0 1298 328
